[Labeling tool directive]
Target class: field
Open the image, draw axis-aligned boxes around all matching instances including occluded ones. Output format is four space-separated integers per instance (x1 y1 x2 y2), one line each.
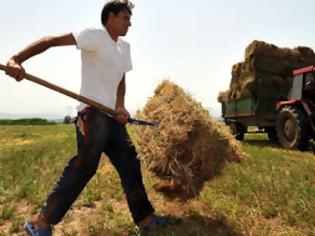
0 124 315 236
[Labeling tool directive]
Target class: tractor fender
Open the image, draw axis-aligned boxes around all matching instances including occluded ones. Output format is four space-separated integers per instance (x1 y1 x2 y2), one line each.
276 100 297 111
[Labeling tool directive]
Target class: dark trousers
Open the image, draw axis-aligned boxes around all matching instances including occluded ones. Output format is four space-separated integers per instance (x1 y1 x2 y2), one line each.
41 107 154 225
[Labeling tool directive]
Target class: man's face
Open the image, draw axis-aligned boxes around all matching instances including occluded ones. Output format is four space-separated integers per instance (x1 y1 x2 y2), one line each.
111 9 131 36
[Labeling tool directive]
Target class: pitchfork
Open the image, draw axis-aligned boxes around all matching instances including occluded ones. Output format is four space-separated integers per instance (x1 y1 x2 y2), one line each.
0 63 157 126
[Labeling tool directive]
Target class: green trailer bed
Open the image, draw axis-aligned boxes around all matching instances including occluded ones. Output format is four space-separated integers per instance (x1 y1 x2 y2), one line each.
222 96 279 129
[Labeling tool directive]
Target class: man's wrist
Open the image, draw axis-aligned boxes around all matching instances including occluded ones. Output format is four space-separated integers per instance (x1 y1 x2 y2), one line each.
116 104 125 110
10 55 22 64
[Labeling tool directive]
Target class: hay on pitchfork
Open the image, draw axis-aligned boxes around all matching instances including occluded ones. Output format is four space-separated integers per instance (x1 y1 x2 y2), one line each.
136 80 245 200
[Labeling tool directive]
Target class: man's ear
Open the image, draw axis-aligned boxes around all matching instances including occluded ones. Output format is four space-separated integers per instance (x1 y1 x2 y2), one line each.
108 12 116 21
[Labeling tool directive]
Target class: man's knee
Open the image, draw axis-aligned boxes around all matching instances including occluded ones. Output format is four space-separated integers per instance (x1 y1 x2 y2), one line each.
74 149 102 175
125 144 137 160
126 146 141 169
128 144 138 157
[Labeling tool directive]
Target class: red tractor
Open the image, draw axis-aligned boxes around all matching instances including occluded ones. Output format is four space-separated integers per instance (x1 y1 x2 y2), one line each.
276 66 315 150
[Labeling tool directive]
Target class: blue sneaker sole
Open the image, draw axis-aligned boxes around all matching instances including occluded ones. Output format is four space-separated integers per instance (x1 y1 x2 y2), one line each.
24 222 37 236
24 221 52 236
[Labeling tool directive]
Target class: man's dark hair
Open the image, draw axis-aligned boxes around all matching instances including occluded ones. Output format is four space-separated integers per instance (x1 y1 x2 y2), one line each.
101 0 134 26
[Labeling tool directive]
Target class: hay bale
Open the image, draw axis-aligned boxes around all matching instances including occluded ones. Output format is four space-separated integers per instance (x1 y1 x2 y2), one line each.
246 40 315 76
250 71 291 97
219 40 315 102
217 90 229 103
136 80 245 200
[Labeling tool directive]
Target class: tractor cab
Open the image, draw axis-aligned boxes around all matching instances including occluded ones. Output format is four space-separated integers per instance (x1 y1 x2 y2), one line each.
303 71 315 101
288 66 315 100
275 66 315 151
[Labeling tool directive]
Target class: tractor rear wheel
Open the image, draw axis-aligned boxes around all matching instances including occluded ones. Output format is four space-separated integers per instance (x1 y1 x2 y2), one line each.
276 106 309 151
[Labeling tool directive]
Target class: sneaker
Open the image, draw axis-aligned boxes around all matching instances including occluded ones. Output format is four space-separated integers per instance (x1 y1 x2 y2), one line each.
24 222 52 236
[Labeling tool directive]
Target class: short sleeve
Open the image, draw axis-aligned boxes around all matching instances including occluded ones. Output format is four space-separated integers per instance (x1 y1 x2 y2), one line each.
125 42 133 72
73 28 99 51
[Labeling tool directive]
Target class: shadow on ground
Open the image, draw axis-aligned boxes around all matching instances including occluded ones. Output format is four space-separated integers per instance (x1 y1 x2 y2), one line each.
244 139 278 148
245 139 315 154
103 212 242 236
166 213 242 236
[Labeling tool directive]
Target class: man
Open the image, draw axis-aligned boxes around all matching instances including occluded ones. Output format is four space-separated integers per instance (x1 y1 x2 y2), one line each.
6 1 173 235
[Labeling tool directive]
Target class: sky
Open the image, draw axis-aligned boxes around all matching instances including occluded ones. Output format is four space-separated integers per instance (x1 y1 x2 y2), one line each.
0 0 314 119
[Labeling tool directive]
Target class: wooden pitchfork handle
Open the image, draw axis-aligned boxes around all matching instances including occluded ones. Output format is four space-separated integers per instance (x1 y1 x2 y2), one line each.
0 63 157 126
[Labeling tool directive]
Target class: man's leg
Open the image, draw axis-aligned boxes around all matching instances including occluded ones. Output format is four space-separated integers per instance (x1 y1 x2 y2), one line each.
105 123 155 225
35 108 111 226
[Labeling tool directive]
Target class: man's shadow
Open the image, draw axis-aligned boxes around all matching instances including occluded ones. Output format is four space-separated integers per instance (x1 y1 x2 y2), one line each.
164 213 242 236
103 213 242 236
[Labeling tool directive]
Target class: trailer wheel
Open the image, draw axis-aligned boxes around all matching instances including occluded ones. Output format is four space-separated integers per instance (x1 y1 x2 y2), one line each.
276 106 309 151
230 122 245 141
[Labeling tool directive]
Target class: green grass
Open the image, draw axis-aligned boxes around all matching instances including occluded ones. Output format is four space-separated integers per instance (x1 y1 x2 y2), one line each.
0 118 56 125
200 137 315 235
0 125 315 235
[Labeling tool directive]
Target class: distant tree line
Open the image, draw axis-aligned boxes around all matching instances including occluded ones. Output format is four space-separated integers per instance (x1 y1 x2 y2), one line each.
0 118 56 125
63 115 72 124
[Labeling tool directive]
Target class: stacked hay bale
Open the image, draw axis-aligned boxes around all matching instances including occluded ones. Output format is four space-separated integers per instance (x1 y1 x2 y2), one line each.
136 80 245 200
219 40 315 102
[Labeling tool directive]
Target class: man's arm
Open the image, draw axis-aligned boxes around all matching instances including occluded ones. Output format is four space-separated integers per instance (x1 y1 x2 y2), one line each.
115 75 130 124
116 75 126 109
6 33 76 81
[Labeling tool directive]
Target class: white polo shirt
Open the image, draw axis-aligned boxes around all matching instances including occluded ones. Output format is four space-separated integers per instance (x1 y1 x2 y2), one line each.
73 27 133 111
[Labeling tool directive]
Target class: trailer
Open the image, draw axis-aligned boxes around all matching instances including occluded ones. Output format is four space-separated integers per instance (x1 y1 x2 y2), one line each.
221 66 315 151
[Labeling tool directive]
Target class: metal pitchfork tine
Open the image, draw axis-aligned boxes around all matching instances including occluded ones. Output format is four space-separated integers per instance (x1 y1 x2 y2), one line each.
127 117 157 126
0 63 157 126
